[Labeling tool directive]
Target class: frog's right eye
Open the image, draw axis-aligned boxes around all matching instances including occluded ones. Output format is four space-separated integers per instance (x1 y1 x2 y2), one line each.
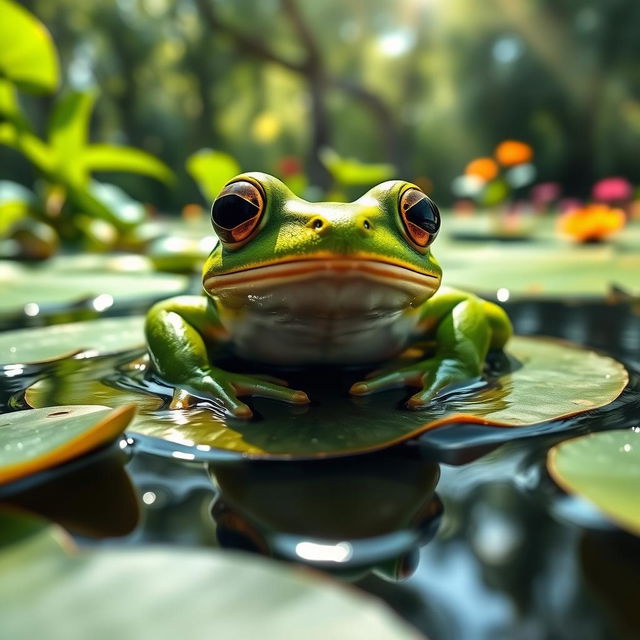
211 181 265 244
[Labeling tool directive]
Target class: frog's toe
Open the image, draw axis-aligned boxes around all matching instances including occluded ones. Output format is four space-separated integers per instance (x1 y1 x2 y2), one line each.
233 376 310 405
349 368 422 395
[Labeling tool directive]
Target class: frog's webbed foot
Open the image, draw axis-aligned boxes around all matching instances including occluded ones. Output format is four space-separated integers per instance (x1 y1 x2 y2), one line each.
349 357 481 410
169 370 310 419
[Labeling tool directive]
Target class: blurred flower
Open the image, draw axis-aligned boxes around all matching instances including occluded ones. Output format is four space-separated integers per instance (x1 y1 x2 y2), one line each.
531 182 561 207
504 163 536 188
557 204 625 242
181 203 205 220
495 140 533 166
592 176 632 203
252 112 281 144
464 157 498 181
278 156 302 178
451 174 485 198
558 198 583 213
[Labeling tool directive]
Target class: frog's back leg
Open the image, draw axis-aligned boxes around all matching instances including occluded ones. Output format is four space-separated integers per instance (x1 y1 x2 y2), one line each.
482 299 512 350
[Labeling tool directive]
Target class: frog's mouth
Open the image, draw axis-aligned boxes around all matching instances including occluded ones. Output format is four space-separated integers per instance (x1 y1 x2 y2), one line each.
203 254 441 296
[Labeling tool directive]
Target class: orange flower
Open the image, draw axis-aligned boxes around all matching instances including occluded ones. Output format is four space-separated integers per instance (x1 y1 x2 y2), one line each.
557 204 625 242
464 157 499 181
495 140 533 166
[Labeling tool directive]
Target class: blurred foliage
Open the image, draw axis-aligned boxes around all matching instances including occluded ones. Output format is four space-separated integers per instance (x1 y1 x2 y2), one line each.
1 0 640 215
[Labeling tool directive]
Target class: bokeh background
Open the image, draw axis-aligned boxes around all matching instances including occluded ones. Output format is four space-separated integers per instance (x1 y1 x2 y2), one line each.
6 0 640 210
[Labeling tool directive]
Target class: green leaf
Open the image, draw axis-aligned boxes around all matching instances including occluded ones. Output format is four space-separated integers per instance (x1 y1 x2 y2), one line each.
27 335 628 460
320 148 395 187
0 272 189 322
0 542 419 640
0 404 135 485
548 429 640 536
0 316 146 365
88 181 147 227
0 122 55 174
48 91 96 185
83 144 174 185
186 149 240 201
0 180 36 234
0 0 59 93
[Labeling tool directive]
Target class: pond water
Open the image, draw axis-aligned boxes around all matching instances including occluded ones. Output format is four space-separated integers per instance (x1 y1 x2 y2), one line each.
1 300 639 640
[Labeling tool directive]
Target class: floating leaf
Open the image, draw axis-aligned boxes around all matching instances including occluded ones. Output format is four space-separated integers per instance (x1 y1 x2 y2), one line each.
548 429 640 536
0 404 135 485
0 0 59 93
0 272 189 318
186 149 241 201
0 316 146 365
27 336 628 460
0 526 420 640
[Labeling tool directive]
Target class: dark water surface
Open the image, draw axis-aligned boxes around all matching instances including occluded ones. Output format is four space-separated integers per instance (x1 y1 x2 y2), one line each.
1 300 639 640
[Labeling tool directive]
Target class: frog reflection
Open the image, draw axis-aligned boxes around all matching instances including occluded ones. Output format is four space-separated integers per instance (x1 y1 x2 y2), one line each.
208 445 442 577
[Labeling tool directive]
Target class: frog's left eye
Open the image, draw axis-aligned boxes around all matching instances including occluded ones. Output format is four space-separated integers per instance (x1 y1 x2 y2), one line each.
399 188 441 248
211 181 265 245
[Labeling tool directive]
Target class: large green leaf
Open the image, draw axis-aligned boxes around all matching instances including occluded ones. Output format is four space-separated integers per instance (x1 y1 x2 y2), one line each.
27 335 628 460
0 533 420 640
0 316 146 365
48 91 96 185
320 148 395 186
0 122 55 174
83 144 174 184
186 149 240 201
548 429 640 536
0 404 135 485
0 0 59 92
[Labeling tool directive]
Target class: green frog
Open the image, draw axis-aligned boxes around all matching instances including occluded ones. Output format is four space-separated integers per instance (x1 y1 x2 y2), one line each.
145 173 512 418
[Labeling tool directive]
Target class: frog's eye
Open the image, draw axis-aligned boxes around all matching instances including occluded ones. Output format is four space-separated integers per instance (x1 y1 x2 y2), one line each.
398 188 440 248
211 181 265 244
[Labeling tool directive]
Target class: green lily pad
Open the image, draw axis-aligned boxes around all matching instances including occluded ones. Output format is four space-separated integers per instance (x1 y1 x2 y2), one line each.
548 429 640 536
0 316 146 365
0 516 420 640
26 336 628 460
0 270 189 317
438 217 640 298
0 404 136 485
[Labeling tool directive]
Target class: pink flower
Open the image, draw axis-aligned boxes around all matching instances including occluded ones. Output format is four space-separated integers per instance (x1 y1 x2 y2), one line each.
531 182 561 205
592 177 632 202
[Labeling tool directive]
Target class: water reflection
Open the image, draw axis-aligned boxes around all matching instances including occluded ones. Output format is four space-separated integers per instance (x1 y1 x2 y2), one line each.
209 445 443 577
0 443 139 538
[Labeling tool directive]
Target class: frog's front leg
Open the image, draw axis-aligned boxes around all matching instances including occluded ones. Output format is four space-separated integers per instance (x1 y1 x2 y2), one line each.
145 295 310 418
350 291 512 409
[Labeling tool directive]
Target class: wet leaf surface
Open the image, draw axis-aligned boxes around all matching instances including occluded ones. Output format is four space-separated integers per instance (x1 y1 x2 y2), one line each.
26 336 628 460
0 510 421 640
0 316 146 365
0 270 189 316
0 404 135 485
548 428 640 536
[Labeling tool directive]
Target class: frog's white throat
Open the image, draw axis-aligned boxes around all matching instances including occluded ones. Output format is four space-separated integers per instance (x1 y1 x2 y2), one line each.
204 258 440 365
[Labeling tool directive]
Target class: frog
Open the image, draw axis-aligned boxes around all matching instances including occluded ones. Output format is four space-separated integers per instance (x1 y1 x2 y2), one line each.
145 172 512 419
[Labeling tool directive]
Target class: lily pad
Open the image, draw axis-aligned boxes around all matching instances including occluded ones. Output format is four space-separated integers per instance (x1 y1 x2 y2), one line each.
438 218 640 299
0 316 146 365
0 515 420 640
0 270 190 317
547 429 640 536
26 336 628 460
0 404 135 485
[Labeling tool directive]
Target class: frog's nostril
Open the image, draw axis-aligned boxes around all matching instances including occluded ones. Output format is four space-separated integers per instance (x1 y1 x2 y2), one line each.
362 219 371 230
308 216 329 233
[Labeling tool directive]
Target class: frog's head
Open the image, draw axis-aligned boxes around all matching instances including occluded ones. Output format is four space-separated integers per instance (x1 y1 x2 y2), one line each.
203 172 442 308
